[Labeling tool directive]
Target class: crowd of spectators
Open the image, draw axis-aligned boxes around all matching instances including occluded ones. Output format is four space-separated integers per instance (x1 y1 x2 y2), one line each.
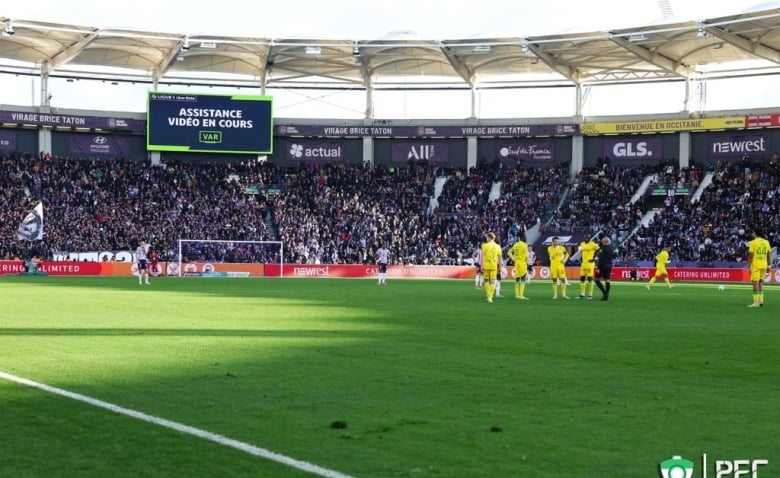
433 161 569 247
550 164 655 239
272 161 445 265
491 164 569 244
270 160 566 265
1 150 778 267
618 156 780 264
0 153 278 261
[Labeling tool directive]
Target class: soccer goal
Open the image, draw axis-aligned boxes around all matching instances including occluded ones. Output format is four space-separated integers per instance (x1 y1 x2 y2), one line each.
176 239 284 277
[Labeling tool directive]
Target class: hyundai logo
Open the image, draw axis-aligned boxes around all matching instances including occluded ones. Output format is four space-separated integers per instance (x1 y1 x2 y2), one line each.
93 136 108 145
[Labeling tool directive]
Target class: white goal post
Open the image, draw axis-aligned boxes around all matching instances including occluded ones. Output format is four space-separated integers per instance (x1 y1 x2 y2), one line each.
177 239 284 277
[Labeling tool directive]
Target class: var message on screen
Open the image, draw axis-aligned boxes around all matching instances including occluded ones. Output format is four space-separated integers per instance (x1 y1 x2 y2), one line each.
147 93 273 154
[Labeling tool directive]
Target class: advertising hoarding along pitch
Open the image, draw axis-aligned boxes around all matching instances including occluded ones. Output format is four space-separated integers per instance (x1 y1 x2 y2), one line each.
147 92 273 154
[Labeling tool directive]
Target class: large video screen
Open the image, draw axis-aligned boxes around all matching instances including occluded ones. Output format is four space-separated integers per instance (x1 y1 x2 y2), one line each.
147 92 273 154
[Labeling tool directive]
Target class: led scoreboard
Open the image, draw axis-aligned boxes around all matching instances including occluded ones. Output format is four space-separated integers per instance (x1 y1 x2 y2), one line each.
147 92 273 154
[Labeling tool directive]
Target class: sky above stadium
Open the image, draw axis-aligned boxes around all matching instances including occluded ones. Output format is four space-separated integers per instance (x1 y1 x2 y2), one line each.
2 0 779 117
3 0 774 39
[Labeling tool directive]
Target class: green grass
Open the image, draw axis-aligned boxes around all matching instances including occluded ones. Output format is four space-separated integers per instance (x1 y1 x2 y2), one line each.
0 276 777 477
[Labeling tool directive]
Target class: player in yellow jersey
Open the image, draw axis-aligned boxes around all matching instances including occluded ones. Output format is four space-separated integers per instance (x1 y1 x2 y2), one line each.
480 232 503 303
747 227 771 307
577 236 600 299
646 245 672 290
547 236 570 299
494 239 506 298
507 234 530 300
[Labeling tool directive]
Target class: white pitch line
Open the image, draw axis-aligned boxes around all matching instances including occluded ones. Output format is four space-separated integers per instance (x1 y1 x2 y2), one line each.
0 371 355 478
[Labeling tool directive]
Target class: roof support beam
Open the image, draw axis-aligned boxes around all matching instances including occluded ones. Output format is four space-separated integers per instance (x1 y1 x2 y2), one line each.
526 44 577 82
155 40 188 78
40 68 50 107
470 84 477 119
43 30 100 73
440 46 476 88
707 26 780 65
574 82 583 119
609 37 688 77
354 52 374 119
364 82 374 119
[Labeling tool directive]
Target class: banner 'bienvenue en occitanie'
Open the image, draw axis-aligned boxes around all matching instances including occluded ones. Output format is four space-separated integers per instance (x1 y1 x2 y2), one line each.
580 117 745 135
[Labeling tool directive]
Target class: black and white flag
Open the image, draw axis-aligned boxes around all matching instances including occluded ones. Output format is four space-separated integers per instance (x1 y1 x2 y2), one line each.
17 202 44 241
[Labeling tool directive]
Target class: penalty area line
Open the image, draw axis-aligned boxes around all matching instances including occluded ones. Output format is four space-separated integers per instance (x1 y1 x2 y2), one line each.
0 370 355 478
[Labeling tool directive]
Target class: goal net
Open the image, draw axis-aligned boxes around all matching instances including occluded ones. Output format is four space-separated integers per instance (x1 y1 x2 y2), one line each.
176 239 284 277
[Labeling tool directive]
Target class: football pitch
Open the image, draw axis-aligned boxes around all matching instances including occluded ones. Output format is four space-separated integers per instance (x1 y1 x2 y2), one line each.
0 276 776 477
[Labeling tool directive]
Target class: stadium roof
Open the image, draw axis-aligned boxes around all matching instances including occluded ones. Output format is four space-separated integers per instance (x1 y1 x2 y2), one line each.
1 6 779 93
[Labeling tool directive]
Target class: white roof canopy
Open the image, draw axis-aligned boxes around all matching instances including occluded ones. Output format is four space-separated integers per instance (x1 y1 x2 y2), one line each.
1 6 779 114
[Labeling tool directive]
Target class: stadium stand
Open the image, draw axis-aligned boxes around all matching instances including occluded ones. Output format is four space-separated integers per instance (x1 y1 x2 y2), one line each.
4 147 778 268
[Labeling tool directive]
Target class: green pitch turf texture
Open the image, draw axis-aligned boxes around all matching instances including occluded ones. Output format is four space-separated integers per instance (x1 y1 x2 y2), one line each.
0 276 776 478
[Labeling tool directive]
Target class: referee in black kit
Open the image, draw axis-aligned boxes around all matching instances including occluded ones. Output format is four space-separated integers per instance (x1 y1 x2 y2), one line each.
594 236 615 301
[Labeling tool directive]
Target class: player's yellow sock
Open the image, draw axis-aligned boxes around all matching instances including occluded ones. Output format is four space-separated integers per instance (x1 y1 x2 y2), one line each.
519 282 526 298
562 283 568 296
514 282 520 298
648 277 656 285
552 283 558 296
589 281 595 296
664 278 671 287
759 292 764 304
580 282 586 296
485 283 494 300
753 293 759 304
